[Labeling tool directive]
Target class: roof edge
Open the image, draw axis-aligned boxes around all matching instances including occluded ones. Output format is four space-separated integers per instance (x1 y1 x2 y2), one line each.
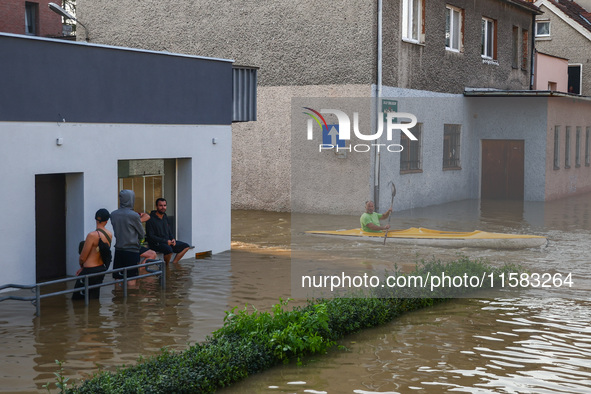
0 32 235 63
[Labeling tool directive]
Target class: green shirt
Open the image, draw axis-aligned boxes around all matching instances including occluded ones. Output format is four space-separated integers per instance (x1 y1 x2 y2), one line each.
360 212 383 232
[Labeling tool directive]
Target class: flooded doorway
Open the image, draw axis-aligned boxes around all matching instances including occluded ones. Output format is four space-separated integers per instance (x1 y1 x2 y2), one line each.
35 174 66 281
481 139 524 200
118 159 177 228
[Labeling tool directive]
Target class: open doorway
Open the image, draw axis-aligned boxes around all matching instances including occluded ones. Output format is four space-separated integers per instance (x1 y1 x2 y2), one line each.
35 174 66 281
117 159 178 233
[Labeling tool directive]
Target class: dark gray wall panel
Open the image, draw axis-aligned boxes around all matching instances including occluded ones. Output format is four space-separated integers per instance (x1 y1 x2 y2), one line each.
0 34 232 125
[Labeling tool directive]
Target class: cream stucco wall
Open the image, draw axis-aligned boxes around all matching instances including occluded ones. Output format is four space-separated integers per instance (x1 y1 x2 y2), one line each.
232 84 373 213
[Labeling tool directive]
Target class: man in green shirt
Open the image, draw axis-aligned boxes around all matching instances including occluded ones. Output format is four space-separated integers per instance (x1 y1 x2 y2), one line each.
360 200 392 232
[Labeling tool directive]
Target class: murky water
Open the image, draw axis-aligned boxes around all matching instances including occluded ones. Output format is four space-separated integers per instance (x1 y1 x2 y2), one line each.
1 195 590 392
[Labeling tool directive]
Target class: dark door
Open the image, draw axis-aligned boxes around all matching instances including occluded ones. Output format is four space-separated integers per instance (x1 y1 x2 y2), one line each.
35 174 67 281
481 140 524 200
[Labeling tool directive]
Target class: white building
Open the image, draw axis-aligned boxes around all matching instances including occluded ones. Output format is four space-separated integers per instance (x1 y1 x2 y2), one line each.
0 33 233 285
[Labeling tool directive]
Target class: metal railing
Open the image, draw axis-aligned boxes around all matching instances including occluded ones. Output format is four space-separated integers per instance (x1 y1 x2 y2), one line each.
0 259 165 316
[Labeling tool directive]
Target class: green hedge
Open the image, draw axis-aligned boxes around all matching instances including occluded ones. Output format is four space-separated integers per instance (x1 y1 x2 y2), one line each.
58 256 519 393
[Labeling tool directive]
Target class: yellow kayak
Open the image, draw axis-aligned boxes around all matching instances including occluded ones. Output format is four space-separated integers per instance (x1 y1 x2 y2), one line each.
305 227 548 249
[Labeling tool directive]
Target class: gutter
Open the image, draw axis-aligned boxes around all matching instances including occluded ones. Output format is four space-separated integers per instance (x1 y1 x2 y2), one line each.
464 88 591 101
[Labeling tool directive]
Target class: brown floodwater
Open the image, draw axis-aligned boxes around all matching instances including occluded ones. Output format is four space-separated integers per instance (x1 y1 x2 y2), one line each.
1 195 591 392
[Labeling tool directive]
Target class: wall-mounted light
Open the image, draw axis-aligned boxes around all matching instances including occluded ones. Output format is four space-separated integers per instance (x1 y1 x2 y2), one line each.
212 138 218 145
56 137 64 146
48 2 90 41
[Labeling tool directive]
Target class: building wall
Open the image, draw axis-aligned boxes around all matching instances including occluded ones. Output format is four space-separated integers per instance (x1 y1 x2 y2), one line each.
468 96 549 201
383 0 535 93
78 0 539 212
0 122 231 286
375 90 474 212
536 4 591 95
233 84 372 213
545 97 591 199
77 0 377 87
534 52 568 91
0 0 63 37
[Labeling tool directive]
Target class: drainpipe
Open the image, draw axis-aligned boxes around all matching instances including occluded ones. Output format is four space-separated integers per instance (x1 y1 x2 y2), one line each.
530 13 536 90
374 0 383 209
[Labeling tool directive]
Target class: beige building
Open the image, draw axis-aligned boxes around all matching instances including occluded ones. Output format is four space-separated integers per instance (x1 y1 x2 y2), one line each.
78 0 540 213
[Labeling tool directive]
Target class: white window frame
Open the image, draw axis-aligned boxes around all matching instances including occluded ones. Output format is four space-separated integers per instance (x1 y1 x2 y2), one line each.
402 0 423 43
535 20 550 38
482 17 495 59
446 5 462 52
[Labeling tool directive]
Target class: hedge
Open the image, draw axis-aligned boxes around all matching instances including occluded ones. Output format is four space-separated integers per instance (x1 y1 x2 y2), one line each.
51 256 520 393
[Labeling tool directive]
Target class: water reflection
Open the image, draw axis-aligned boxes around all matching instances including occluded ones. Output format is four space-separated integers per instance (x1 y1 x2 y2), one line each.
1 194 590 392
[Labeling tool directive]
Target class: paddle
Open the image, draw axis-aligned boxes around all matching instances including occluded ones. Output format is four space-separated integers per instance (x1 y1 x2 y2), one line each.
383 181 396 245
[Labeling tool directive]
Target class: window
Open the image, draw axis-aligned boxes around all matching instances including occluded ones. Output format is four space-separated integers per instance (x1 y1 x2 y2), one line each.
400 123 422 172
512 26 519 68
402 0 424 43
554 126 560 170
568 65 582 94
535 21 550 37
232 66 257 122
522 29 529 70
446 5 463 52
576 127 581 167
25 2 38 36
443 124 461 169
586 127 590 166
481 17 496 59
565 126 571 168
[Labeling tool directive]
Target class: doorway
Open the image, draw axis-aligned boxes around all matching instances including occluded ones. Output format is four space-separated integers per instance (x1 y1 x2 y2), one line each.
481 140 524 200
35 174 67 281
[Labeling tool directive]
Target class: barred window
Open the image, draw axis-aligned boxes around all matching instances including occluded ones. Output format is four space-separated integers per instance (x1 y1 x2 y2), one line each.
400 124 422 172
443 124 461 169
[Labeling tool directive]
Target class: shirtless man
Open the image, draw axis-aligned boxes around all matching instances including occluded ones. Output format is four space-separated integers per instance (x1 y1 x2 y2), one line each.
72 208 112 300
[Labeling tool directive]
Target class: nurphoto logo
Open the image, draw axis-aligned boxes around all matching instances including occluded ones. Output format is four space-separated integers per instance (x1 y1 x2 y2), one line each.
303 107 418 153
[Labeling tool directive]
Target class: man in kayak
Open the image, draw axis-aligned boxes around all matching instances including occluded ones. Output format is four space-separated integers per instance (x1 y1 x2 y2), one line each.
360 200 392 232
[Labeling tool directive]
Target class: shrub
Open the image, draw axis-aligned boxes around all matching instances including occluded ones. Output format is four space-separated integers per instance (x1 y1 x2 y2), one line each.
61 256 521 393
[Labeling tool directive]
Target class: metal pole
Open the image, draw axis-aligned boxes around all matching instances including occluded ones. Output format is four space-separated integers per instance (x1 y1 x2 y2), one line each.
123 269 128 298
160 259 166 289
84 275 89 305
35 284 41 316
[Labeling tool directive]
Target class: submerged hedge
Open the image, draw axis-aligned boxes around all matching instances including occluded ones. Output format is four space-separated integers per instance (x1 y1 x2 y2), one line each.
60 256 520 393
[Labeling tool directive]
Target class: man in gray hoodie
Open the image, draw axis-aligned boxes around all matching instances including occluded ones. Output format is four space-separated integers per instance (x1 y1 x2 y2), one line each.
110 190 145 283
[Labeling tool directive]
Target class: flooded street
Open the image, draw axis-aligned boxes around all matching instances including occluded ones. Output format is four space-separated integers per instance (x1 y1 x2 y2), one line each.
1 195 591 392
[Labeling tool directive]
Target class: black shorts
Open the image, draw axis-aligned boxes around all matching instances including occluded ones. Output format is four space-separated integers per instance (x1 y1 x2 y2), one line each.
112 250 140 279
149 240 190 255
72 265 107 300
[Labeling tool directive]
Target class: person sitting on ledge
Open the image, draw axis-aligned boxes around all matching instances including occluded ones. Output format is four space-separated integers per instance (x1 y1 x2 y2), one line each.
146 198 190 264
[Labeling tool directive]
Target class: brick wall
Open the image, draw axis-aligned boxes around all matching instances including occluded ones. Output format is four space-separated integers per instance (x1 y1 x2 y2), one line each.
0 0 63 37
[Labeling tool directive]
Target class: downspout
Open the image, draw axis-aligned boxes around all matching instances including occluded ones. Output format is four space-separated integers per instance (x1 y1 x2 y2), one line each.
374 0 383 209
530 13 536 90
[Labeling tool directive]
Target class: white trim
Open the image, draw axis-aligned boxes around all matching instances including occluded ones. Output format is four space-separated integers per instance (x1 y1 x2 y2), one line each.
0 32 234 63
534 0 591 41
